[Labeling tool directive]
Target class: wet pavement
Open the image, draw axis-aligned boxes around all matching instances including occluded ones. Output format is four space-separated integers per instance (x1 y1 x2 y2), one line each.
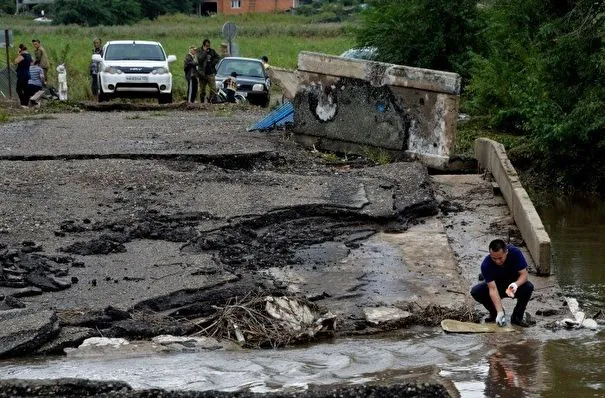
0 111 468 325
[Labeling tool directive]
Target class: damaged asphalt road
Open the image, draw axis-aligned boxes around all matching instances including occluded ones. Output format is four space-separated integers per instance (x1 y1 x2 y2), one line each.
0 108 565 364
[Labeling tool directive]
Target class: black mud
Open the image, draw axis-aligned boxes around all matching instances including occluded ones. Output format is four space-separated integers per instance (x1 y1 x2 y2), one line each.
0 378 452 398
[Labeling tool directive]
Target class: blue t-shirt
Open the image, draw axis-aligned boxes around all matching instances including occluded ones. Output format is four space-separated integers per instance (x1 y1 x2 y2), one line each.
481 244 528 284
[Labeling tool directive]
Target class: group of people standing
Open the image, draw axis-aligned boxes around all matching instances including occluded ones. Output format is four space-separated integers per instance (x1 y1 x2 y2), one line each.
13 39 50 108
184 39 221 104
16 37 265 106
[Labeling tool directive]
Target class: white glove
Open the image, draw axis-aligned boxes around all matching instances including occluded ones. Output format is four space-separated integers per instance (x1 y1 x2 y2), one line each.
496 311 507 327
507 282 518 298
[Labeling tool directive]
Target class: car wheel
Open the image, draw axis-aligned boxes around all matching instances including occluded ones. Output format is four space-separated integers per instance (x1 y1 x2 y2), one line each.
98 88 109 103
248 95 270 107
158 93 173 104
234 94 246 104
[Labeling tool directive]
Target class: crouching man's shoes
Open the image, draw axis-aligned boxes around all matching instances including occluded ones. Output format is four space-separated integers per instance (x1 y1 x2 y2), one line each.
511 317 531 327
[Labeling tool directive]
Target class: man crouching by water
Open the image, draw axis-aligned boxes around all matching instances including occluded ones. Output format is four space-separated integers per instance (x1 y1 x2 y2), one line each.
471 239 534 327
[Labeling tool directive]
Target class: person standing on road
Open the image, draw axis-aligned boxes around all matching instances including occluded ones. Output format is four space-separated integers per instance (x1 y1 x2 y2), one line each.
14 44 32 108
196 39 220 103
470 239 534 327
184 46 198 104
90 38 103 96
31 39 50 79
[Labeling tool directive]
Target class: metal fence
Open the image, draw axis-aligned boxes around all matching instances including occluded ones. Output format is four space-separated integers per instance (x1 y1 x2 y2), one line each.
0 52 16 99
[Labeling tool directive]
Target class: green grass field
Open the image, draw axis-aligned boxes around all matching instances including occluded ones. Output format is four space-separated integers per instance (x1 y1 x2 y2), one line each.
0 13 356 101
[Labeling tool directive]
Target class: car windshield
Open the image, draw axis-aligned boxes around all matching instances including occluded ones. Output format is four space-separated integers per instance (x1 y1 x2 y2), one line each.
218 59 265 78
104 44 166 61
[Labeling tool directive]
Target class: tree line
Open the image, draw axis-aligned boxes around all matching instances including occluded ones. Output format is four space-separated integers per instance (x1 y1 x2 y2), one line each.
358 0 605 193
1 0 366 23
53 0 197 25
2 0 200 22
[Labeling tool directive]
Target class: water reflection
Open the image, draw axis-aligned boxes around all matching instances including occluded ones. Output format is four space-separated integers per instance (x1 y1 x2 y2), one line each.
484 342 540 398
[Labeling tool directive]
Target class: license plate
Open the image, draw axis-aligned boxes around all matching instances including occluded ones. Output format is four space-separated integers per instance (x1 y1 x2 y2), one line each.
126 76 148 81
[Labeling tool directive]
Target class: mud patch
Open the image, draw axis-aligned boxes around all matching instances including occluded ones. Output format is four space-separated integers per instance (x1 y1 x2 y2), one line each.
438 200 465 215
183 213 380 272
58 211 218 255
0 378 452 397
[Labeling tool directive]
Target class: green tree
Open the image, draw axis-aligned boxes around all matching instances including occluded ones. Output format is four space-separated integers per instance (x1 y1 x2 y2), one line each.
108 0 142 25
466 0 605 192
0 0 16 14
54 0 142 26
139 0 196 20
53 0 115 26
139 0 170 20
355 0 484 75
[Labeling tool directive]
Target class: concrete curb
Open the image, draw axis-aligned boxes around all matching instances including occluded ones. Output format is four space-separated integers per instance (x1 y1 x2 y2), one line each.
474 138 551 275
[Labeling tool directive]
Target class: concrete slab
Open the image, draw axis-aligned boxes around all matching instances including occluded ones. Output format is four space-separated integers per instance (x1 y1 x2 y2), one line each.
268 218 471 326
268 67 298 100
292 52 461 170
380 219 472 311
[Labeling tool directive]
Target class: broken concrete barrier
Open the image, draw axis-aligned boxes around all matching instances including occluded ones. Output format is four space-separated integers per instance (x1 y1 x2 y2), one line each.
293 52 461 170
268 66 298 100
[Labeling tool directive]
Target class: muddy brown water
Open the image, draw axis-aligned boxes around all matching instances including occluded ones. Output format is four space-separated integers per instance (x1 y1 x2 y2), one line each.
1 197 603 397
538 196 605 315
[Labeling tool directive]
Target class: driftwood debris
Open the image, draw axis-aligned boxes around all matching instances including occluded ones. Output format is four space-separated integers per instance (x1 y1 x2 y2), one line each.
190 294 336 348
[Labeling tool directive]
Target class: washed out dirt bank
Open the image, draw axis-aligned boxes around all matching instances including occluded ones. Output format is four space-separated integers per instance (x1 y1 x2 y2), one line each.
0 107 572 396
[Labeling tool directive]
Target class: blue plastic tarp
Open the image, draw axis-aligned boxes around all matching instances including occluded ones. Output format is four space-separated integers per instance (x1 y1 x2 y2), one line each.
247 101 294 132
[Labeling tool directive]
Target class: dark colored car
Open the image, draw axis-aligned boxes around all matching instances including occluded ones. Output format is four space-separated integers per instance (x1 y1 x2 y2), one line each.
214 57 271 107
